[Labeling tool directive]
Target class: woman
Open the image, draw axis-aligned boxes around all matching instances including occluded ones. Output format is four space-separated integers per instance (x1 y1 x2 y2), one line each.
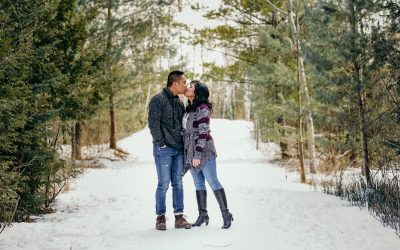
182 80 233 229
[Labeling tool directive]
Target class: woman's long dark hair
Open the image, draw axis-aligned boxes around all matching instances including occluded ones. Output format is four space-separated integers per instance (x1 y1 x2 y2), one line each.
186 80 213 113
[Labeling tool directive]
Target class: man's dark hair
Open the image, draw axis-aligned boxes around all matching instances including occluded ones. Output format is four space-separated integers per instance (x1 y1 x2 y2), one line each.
167 70 184 87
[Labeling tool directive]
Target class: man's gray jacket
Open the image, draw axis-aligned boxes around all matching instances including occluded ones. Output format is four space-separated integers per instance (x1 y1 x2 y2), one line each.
148 87 185 149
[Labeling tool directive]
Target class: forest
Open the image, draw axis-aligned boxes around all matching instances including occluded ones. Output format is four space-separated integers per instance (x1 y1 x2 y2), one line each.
1 0 399 237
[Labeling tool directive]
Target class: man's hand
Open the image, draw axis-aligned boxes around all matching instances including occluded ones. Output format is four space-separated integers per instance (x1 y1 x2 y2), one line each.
192 159 201 168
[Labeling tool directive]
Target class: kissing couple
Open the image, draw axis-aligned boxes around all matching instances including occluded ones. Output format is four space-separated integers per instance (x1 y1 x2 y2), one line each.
148 70 234 230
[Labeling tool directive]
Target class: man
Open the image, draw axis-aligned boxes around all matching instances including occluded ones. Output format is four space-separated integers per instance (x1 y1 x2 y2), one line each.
148 70 191 230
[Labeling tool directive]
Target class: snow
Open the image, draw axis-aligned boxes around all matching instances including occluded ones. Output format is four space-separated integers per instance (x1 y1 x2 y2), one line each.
1 119 399 250
57 143 128 162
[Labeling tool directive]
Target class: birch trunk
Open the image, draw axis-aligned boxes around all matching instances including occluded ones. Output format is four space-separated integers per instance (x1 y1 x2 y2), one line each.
144 84 152 122
357 71 371 186
288 0 317 173
244 81 251 121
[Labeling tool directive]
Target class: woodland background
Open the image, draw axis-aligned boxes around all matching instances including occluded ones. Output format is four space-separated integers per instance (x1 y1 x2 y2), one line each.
1 0 399 235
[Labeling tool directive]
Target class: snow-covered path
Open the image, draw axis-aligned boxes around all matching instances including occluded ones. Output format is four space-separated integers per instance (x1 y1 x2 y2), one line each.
1 119 399 250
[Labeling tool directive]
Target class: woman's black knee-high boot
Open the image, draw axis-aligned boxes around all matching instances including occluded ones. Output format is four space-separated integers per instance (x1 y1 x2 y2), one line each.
213 188 233 229
192 190 209 227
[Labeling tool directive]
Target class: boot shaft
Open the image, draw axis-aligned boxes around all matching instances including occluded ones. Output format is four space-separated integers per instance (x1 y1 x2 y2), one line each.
213 188 233 229
196 190 207 211
213 188 228 211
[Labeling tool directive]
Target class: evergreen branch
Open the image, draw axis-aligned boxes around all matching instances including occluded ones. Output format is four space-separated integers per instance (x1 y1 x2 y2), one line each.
0 196 20 235
224 2 277 25
378 69 400 110
203 47 257 64
45 182 66 207
200 75 253 84
265 0 287 15
7 0 22 28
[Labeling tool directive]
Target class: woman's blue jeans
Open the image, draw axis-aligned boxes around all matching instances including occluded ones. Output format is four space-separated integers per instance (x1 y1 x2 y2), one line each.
190 156 223 191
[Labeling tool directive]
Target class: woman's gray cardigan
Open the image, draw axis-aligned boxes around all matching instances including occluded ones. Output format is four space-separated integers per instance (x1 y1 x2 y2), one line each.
182 103 217 175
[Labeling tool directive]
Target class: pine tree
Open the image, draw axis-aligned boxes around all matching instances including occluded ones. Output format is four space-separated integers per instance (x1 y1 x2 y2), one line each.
302 0 395 185
1 0 103 223
96 0 178 149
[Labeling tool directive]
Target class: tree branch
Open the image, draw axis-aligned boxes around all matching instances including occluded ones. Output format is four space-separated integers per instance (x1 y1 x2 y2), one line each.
265 0 287 15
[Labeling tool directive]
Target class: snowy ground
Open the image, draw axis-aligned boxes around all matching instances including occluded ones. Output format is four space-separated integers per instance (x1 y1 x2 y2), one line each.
1 119 399 250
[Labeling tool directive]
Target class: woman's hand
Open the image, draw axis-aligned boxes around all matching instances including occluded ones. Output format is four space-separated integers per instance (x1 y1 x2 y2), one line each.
192 159 201 168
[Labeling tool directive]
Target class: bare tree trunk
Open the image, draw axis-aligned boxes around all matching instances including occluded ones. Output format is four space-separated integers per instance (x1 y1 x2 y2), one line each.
253 115 260 149
109 93 117 149
75 122 83 160
226 84 233 119
97 113 101 153
143 84 152 122
358 85 371 185
349 2 371 186
297 37 306 183
222 91 226 119
71 122 82 160
244 81 251 121
277 115 290 160
201 43 204 75
299 119 306 183
288 0 317 173
232 83 238 119
107 0 117 150
256 119 260 150
71 125 75 160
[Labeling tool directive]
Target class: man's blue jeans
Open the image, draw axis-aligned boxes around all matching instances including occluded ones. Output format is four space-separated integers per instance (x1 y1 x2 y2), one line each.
153 145 184 216
190 156 223 191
